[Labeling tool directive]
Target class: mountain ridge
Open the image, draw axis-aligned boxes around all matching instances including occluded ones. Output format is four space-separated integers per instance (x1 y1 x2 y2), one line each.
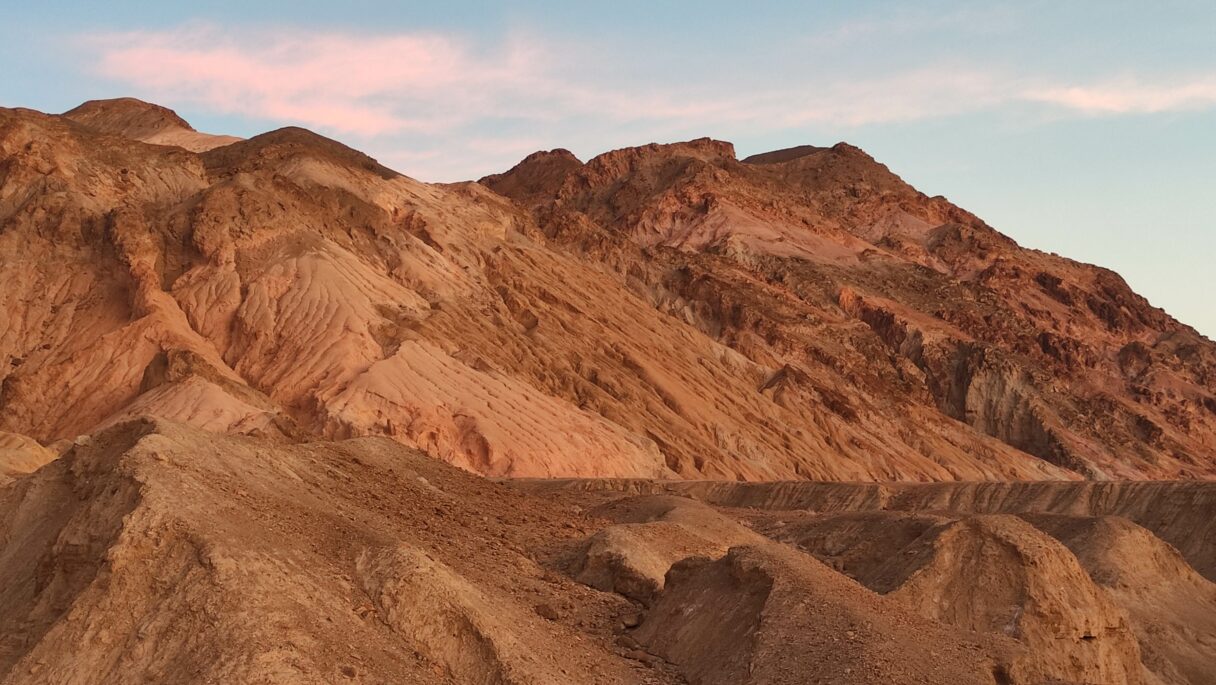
1 98 1213 481
3 96 1216 685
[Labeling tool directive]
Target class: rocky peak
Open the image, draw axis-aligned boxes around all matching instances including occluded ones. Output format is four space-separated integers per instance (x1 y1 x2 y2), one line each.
520 148 582 166
480 148 584 206
63 97 196 138
199 126 399 180
62 97 241 153
583 138 735 177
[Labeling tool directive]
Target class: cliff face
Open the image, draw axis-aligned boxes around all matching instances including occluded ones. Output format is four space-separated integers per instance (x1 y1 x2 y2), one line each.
1 99 1214 480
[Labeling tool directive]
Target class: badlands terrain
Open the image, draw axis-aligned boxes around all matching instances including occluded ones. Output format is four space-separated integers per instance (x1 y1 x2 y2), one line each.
0 98 1214 683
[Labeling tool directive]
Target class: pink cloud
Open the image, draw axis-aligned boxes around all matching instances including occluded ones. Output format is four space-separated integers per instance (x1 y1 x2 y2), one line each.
88 25 543 135
1026 77 1216 114
83 24 1026 141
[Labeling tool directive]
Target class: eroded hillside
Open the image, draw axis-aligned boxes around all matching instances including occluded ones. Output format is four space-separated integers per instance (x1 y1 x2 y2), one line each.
2 98 1215 481
2 420 1213 684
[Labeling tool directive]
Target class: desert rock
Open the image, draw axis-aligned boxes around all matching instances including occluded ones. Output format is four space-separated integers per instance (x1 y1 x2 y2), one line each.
4 98 1214 481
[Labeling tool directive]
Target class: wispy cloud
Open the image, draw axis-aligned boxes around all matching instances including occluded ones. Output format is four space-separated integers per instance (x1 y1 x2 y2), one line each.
84 24 1007 132
1026 76 1216 114
810 4 1019 47
76 23 1216 180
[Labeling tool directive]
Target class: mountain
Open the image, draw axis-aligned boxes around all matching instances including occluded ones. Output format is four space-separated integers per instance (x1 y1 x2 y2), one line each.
2 98 1214 481
483 139 1216 480
2 98 1216 684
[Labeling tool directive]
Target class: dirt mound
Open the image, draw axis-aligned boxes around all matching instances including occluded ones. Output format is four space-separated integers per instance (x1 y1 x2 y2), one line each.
1026 515 1216 685
572 495 763 603
0 432 54 486
878 515 1145 684
543 479 1216 583
0 420 655 684
635 544 1017 684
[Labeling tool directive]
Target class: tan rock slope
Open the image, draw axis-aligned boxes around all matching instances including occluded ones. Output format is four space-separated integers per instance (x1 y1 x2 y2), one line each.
0 431 54 486
0 420 658 684
3 98 1214 481
0 420 1026 685
3 420 1213 684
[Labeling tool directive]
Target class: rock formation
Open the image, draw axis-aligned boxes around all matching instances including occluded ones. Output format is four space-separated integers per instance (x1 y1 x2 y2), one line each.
485 139 1216 480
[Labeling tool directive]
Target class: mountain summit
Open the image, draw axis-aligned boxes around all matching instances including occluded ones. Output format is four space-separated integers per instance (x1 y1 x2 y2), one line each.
62 97 242 152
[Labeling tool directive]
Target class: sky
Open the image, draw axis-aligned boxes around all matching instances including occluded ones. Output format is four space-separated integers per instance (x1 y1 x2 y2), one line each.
3 1 1213 338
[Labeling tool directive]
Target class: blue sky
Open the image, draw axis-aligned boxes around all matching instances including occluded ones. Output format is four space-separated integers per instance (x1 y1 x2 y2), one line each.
3 1 1213 337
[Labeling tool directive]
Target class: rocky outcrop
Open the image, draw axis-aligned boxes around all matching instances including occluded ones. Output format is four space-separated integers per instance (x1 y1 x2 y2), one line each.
877 516 1146 684
489 137 1216 480
634 544 1017 685
572 495 763 603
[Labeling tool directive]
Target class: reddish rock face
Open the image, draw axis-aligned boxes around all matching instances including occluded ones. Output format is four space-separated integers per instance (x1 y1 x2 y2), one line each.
486 139 1216 480
1 98 1214 480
